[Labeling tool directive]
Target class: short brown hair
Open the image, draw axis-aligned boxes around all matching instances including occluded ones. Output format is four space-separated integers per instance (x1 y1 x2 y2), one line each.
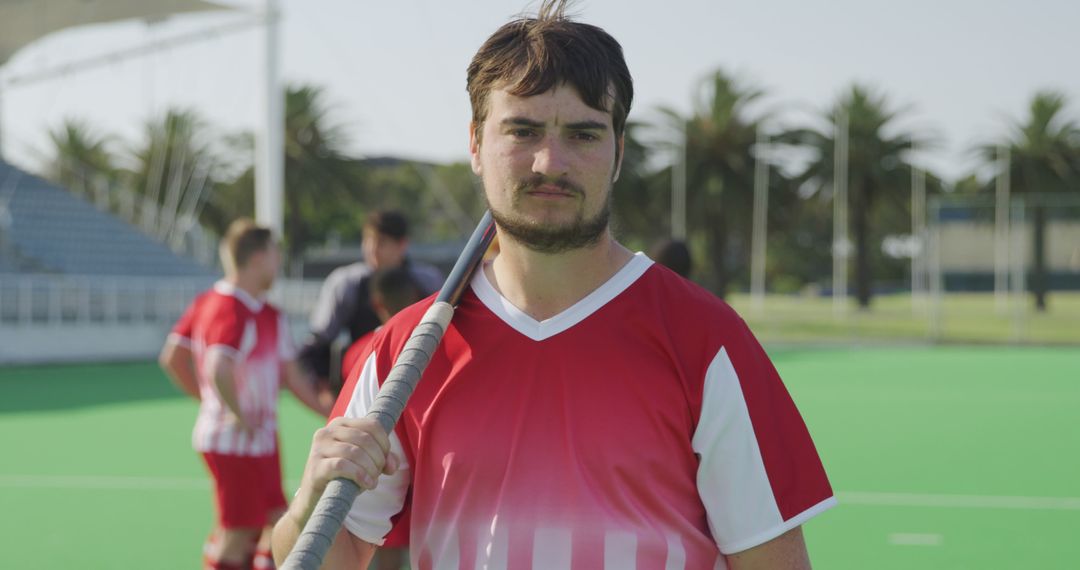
364 210 409 241
466 0 633 140
370 266 423 315
220 218 273 272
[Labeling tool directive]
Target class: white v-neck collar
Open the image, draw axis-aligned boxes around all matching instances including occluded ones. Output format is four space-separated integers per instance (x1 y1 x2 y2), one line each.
471 252 653 341
214 280 265 312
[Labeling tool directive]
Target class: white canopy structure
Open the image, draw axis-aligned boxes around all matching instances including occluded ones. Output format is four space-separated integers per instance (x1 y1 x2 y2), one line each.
0 0 229 65
0 0 285 236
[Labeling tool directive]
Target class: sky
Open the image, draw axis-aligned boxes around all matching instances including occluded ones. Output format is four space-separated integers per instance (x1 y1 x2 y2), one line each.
1 0 1079 182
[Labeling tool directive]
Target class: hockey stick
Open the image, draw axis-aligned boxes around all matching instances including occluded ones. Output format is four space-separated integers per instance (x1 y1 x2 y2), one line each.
280 211 496 570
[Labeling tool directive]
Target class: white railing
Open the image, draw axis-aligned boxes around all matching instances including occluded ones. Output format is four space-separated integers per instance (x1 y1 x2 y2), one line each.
0 274 323 327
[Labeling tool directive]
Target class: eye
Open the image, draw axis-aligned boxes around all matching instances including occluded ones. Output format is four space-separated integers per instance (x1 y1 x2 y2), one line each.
571 131 600 142
510 128 537 139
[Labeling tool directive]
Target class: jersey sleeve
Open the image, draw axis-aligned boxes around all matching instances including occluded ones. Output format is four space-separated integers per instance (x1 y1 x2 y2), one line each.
338 351 411 545
202 302 247 360
693 321 835 554
168 298 199 349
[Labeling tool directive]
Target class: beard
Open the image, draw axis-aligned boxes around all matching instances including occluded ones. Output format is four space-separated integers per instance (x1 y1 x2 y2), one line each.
488 176 611 254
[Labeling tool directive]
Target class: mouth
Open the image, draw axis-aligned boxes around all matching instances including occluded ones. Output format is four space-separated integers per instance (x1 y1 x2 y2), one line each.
524 182 579 199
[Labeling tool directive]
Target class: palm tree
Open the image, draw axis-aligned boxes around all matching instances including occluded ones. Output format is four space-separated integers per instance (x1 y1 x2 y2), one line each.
781 85 927 308
222 85 364 261
281 85 365 259
659 69 780 297
977 91 1080 311
128 109 220 241
44 119 119 202
611 121 667 251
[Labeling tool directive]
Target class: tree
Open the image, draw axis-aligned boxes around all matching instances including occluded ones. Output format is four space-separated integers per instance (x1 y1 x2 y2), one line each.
977 90 1080 311
658 69 785 297
128 109 222 243
781 85 927 308
611 121 668 251
44 119 120 203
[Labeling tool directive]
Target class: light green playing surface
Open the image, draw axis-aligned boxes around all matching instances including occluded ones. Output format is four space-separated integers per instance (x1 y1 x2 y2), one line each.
1 347 1077 569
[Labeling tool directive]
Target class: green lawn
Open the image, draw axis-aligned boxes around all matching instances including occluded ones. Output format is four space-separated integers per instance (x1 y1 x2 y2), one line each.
1 348 1077 568
728 291 1080 345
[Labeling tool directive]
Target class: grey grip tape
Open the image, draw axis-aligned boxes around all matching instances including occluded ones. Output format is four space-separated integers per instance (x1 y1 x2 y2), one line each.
281 302 455 570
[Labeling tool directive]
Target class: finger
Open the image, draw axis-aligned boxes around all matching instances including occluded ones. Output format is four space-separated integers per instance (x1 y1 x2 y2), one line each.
383 453 400 476
316 441 383 485
325 424 392 470
330 418 392 455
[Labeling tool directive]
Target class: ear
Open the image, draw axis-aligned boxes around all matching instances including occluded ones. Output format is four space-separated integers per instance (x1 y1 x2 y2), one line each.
612 133 625 183
469 122 483 176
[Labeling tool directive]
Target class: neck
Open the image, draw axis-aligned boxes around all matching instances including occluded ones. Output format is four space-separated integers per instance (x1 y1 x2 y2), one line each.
485 230 634 321
226 273 265 299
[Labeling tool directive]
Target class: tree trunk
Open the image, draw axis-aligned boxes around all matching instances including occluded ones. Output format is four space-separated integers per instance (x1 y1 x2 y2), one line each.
1031 205 1048 311
852 183 873 309
707 210 729 299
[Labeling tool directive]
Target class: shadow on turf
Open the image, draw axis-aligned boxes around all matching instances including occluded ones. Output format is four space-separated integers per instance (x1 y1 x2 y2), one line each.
0 361 188 413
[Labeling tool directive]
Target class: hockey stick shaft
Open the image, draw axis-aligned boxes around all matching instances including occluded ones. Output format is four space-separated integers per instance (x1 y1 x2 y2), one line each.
281 211 496 570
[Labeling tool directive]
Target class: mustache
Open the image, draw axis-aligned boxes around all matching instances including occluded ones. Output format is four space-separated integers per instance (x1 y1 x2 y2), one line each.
514 175 584 196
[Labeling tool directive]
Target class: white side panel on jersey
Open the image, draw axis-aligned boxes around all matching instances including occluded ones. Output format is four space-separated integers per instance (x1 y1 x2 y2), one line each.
341 352 412 545
691 347 783 554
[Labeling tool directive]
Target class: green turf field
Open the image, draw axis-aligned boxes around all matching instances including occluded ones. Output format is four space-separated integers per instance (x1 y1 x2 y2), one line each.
1 347 1077 569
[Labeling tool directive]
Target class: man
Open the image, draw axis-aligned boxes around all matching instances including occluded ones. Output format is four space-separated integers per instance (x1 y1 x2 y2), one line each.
298 210 443 395
340 266 425 387
273 2 834 568
159 218 330 570
651 238 694 278
337 266 425 570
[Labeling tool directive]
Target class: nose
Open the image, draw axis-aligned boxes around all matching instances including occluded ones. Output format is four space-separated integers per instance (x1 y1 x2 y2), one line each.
531 136 570 177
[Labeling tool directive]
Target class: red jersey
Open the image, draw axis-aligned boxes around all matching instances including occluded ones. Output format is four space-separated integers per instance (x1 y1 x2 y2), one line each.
170 281 296 456
341 329 377 388
332 254 834 568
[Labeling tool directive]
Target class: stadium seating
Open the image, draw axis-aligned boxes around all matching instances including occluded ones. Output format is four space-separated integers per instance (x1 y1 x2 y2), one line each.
0 160 212 277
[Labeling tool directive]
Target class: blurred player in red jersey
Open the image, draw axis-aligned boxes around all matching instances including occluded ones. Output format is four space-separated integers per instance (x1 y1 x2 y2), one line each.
160 219 331 570
338 266 423 570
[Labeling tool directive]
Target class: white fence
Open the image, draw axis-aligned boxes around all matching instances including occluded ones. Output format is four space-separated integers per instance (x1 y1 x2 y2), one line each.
0 275 323 364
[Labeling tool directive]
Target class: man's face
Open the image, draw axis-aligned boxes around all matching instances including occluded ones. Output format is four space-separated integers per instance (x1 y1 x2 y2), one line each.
362 228 408 270
470 84 624 253
251 242 280 292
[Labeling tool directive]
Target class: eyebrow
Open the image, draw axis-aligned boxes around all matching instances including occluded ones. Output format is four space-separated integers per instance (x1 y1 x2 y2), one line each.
500 117 544 128
499 117 609 131
565 120 608 131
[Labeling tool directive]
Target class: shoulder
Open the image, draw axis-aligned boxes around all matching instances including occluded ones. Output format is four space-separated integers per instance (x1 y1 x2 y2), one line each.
197 289 247 318
631 262 743 326
374 294 437 347
262 301 285 319
326 262 373 287
406 261 445 292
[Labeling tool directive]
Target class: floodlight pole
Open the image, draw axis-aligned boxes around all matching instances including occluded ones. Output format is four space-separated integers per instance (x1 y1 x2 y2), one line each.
927 196 943 341
832 110 849 317
750 125 769 313
255 0 284 238
911 161 926 313
994 145 1010 314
